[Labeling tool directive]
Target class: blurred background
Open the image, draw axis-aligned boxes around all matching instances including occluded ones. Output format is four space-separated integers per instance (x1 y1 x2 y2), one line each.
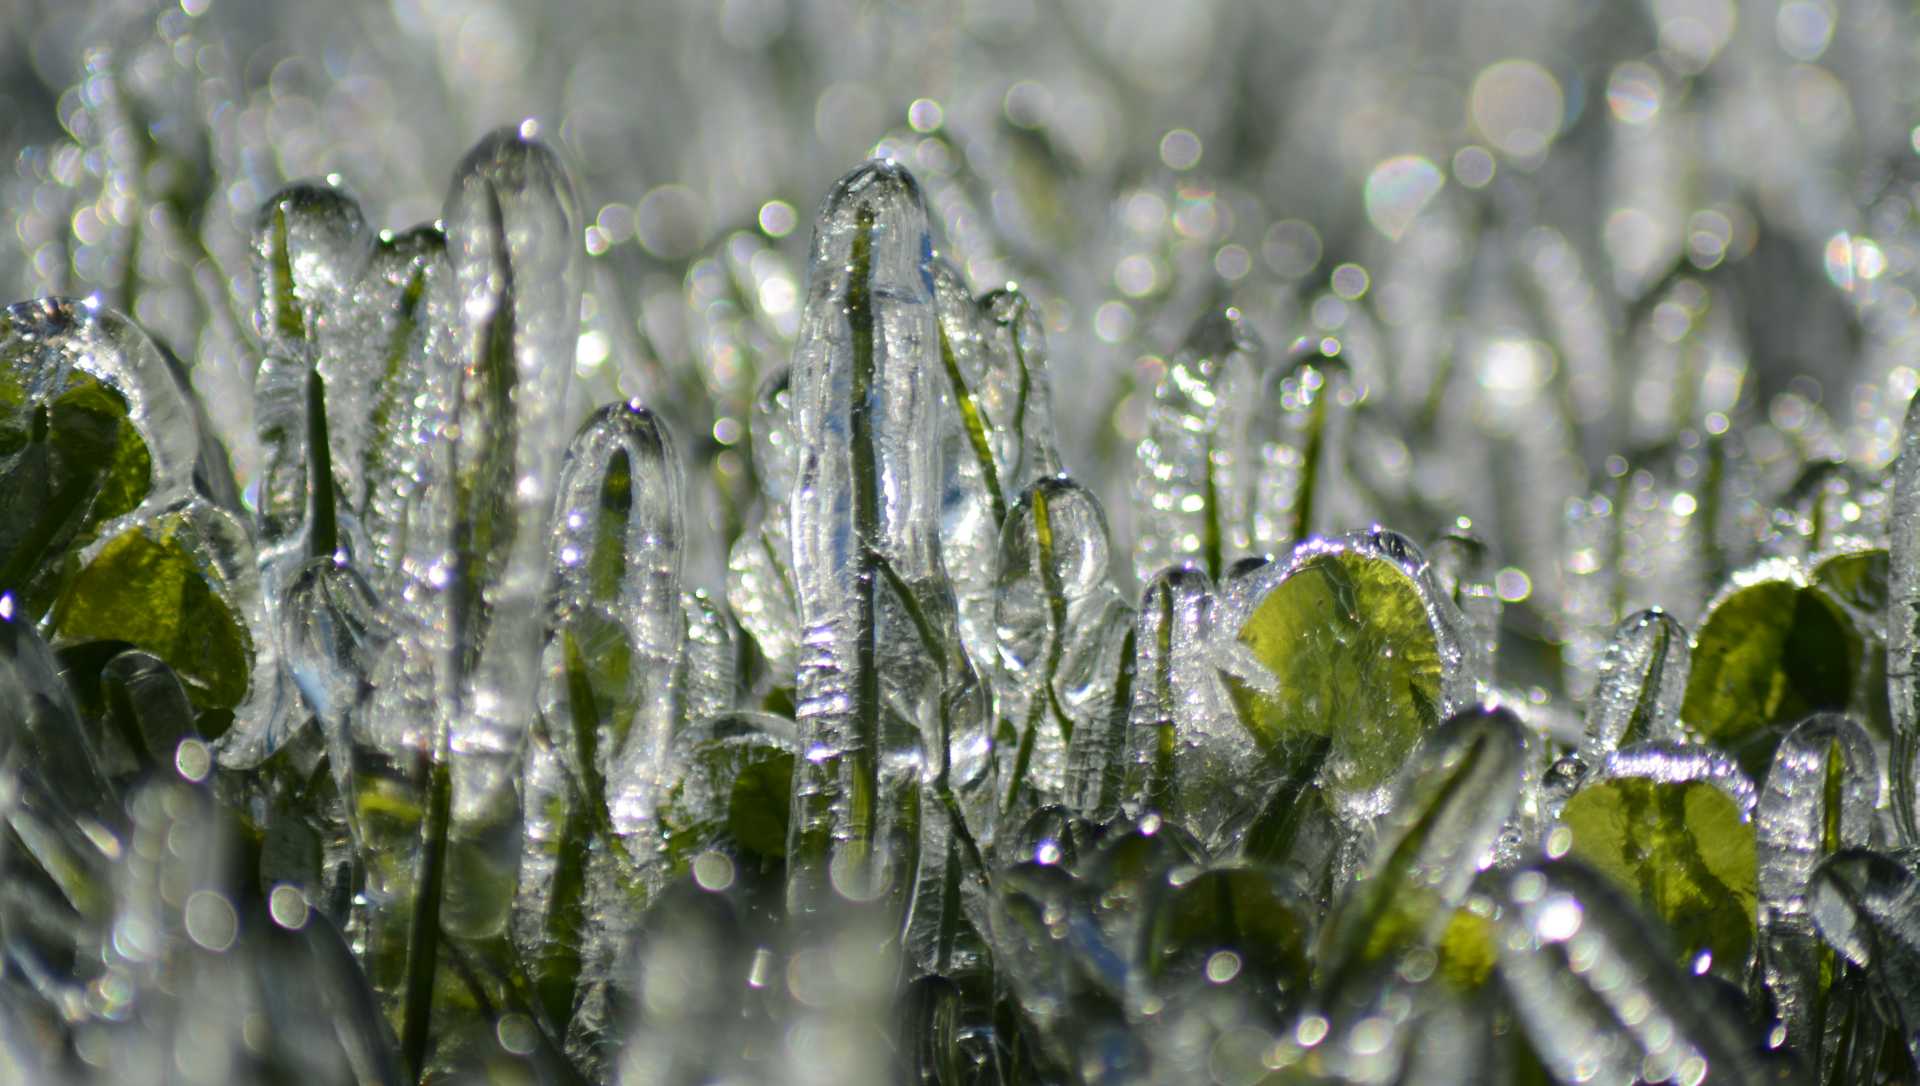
1 0 1917 696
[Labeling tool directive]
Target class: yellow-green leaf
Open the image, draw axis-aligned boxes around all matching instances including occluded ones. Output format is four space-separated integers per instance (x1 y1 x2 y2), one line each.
1682 575 1857 751
1558 777 1757 979
1229 547 1445 804
50 512 250 715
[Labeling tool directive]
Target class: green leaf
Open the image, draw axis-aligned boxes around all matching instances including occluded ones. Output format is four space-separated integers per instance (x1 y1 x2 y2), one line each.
1813 548 1893 740
1227 545 1446 804
657 712 796 874
1558 776 1757 978
1319 707 1523 996
49 508 251 716
1140 864 1309 1001
0 357 152 611
1681 572 1858 754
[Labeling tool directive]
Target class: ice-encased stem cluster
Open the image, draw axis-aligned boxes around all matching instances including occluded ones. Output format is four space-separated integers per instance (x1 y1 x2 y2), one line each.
17 117 1920 1086
785 162 983 914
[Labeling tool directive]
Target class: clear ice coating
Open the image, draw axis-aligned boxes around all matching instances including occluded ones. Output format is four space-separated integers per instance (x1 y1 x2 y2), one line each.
726 365 802 680
1810 849 1920 1066
0 297 205 518
993 476 1131 821
1130 306 1261 584
1893 389 1920 843
545 400 685 837
1427 525 1501 691
14 7 1920 1073
1579 608 1691 764
1497 860 1763 1086
1756 713 1881 1052
1321 706 1525 987
1120 566 1231 834
784 160 980 913
358 224 450 591
248 182 373 589
1250 342 1355 557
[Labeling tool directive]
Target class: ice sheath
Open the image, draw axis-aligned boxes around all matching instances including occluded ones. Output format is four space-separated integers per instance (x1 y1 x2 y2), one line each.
785 161 983 920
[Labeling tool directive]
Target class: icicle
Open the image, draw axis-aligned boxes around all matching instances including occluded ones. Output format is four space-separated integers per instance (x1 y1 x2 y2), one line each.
1428 524 1501 693
1130 306 1262 583
1498 860 1765 1086
1250 340 1353 556
785 160 983 919
993 476 1131 822
1891 390 1920 843
433 126 583 941
1120 565 1248 844
1755 713 1880 1053
727 365 801 681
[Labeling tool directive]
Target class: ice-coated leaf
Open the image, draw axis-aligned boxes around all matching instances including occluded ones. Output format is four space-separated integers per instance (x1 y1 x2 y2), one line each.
1130 305 1262 583
1756 712 1881 1052
0 335 152 613
1140 863 1310 1004
1497 859 1765 1086
1808 849 1920 1067
1319 707 1524 995
1120 565 1251 845
1580 607 1690 764
1554 743 1758 981
50 501 253 716
1683 560 1860 763
1223 530 1466 822
0 298 202 509
656 710 797 874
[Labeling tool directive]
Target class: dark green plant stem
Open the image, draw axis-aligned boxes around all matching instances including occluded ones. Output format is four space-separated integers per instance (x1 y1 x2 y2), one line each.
938 319 1006 523
308 366 338 559
452 180 518 675
400 743 452 1083
1621 616 1677 748
847 204 881 879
